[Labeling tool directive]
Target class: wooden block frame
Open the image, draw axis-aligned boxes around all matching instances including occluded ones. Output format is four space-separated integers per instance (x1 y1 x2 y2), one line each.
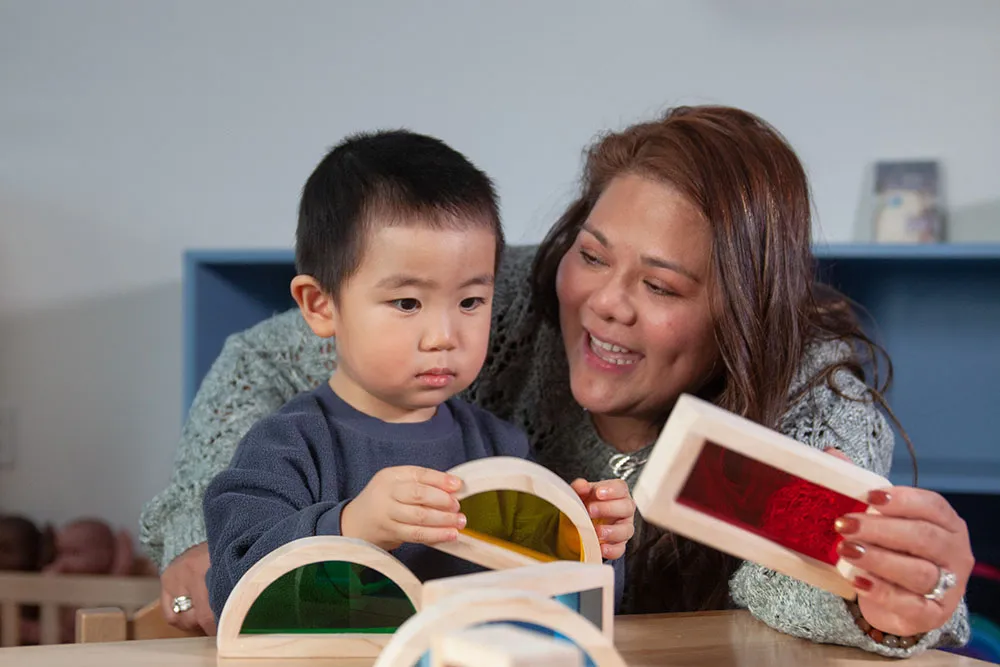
633 393 890 599
433 624 583 667
216 536 422 659
430 457 602 570
371 589 626 667
422 561 614 639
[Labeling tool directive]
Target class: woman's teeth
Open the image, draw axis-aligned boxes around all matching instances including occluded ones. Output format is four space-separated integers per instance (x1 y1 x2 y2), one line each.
589 334 637 365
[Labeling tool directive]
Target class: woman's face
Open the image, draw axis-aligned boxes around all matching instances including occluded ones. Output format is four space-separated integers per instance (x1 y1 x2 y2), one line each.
555 173 720 427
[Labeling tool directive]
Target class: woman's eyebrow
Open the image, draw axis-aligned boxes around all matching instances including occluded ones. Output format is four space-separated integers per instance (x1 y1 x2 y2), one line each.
582 224 700 283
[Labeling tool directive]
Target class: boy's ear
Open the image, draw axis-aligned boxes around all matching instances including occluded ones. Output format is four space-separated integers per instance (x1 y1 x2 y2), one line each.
291 275 337 338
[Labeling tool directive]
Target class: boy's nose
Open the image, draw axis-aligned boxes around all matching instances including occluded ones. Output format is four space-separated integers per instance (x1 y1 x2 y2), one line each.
420 317 457 351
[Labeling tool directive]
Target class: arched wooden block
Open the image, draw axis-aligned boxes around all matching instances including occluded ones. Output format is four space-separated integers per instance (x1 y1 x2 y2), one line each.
434 624 584 667
633 393 891 599
431 457 603 570
422 561 614 640
372 589 627 667
216 536 422 659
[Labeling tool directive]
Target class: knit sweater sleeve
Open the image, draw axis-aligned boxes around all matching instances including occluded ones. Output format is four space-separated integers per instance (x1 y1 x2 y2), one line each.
138 309 332 569
728 342 971 657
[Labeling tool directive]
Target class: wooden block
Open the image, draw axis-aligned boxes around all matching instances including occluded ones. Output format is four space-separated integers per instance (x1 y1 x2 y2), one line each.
1 600 19 647
216 535 422 659
372 588 626 667
433 625 583 667
430 457 602 571
633 393 890 599
423 561 614 639
75 607 127 643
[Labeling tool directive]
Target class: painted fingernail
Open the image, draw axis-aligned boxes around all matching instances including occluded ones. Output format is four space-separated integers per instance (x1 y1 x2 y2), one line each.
597 487 609 499
590 505 601 518
853 576 874 592
600 527 610 540
834 516 860 535
868 489 892 506
457 514 467 528
837 541 866 560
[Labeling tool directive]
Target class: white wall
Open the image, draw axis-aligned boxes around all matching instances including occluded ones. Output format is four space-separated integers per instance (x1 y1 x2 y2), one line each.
1 0 998 543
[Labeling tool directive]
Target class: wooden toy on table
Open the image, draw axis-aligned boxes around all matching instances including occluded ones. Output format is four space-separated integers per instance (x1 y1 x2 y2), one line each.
423 561 614 639
432 624 584 667
216 536 422 659
372 589 626 667
633 393 890 599
429 457 603 570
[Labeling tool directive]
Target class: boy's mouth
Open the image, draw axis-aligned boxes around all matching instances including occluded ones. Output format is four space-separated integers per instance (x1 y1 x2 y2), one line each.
417 368 456 388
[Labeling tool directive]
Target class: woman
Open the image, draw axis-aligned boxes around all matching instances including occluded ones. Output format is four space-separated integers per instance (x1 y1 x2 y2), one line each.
140 106 972 656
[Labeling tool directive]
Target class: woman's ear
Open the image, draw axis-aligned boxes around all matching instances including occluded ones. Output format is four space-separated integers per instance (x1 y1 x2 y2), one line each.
291 275 337 338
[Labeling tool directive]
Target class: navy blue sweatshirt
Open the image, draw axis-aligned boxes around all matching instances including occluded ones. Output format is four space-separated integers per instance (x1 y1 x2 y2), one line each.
203 384 623 619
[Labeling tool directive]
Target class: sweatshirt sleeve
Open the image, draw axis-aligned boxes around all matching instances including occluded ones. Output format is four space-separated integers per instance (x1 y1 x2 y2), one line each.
202 412 349 620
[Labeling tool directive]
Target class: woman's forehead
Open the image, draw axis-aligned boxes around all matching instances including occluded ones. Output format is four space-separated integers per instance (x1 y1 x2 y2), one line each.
585 175 711 272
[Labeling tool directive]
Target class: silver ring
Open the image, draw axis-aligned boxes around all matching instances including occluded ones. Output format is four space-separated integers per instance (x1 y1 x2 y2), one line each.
923 567 957 603
172 595 194 614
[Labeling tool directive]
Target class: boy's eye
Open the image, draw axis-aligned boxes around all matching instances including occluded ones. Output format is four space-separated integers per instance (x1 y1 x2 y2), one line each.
391 298 421 312
460 297 486 311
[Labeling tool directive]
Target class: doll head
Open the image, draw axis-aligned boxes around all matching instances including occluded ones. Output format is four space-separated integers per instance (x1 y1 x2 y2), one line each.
47 518 117 575
0 515 51 571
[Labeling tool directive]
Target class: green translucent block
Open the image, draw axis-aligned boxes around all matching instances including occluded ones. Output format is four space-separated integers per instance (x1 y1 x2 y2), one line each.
241 561 416 635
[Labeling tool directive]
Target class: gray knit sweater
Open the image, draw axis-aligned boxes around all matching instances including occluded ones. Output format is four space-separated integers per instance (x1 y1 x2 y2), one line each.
140 245 968 657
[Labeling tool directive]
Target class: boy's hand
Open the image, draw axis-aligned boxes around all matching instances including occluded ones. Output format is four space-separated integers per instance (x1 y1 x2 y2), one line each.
571 478 636 560
341 466 466 552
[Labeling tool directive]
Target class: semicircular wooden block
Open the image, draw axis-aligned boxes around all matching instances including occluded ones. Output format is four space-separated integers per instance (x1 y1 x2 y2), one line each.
372 588 627 667
431 456 603 570
216 535 422 659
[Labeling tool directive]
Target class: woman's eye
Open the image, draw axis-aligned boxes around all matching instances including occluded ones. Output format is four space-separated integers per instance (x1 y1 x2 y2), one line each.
391 298 421 312
460 297 486 311
645 281 675 297
579 249 605 266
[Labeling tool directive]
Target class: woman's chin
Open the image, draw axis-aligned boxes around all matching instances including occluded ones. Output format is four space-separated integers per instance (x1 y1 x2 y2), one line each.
570 377 625 416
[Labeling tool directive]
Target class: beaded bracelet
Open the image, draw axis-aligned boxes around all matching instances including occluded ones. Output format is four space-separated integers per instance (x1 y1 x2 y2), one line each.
845 599 925 649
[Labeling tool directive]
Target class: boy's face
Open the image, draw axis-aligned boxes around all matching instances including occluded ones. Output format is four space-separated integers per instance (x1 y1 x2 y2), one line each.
329 222 497 422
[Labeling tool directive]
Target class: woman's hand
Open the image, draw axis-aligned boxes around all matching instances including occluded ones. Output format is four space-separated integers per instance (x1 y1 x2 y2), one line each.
826 448 974 638
571 478 636 560
341 466 465 552
159 542 215 635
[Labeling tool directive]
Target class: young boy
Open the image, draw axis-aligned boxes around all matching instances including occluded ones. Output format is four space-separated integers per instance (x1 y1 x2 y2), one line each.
203 130 633 620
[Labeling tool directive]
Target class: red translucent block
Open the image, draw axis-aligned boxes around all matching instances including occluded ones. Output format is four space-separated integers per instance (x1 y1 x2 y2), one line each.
676 441 869 566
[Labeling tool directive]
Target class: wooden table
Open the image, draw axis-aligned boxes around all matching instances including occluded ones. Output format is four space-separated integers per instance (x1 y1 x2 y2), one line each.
0 610 992 666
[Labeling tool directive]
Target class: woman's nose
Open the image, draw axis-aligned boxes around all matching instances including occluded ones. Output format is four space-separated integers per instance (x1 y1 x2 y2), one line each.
587 276 637 325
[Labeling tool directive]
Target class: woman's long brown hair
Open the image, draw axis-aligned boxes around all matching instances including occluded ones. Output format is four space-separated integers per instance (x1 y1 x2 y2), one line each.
532 105 915 613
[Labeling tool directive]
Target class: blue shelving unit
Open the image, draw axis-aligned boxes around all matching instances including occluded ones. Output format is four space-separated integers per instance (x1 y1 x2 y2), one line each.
182 244 1000 494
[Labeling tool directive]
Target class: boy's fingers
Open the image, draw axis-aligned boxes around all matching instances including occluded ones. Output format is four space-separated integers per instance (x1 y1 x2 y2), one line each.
388 504 467 529
392 482 459 512
588 498 636 520
571 478 594 496
602 543 626 560
597 522 635 545
403 466 462 492
593 479 629 500
398 523 459 545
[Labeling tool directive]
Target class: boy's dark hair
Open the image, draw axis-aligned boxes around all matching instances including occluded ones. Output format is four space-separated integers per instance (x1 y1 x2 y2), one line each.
295 129 503 297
